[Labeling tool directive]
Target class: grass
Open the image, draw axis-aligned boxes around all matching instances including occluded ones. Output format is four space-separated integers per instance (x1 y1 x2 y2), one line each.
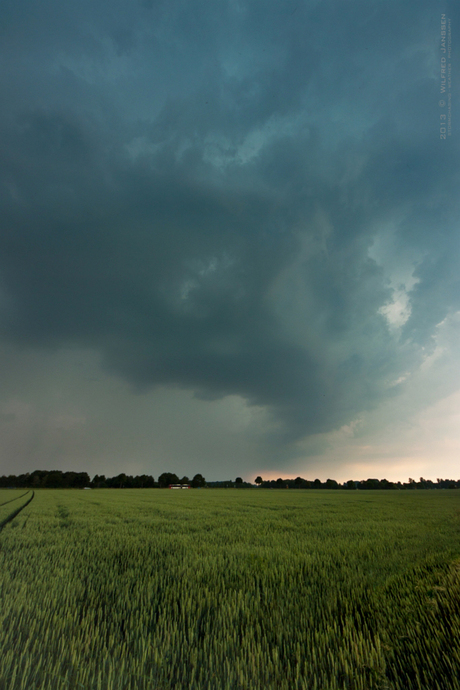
1 489 460 689
0 490 34 530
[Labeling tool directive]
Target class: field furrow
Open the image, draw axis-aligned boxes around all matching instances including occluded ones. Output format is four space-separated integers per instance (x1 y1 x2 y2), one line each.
0 491 35 532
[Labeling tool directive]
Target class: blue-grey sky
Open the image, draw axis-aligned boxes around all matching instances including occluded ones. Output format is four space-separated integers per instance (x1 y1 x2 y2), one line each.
0 0 459 481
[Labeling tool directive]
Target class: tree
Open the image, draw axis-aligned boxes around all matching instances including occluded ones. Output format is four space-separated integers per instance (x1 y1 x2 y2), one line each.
91 474 107 488
43 471 65 488
191 473 206 488
325 478 339 490
158 472 180 487
108 473 127 488
361 478 380 490
255 476 263 486
235 477 243 487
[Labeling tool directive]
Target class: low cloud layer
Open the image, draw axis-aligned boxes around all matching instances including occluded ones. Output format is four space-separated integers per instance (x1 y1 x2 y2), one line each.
0 0 459 477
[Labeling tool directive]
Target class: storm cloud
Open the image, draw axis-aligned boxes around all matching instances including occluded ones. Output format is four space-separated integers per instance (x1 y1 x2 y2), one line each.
0 0 459 477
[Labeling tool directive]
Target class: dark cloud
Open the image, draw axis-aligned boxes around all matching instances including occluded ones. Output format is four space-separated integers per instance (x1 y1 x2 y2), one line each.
0 0 458 469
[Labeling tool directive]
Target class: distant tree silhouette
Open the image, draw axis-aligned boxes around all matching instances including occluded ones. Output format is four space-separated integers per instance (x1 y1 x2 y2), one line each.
136 474 155 488
2 470 460 491
325 478 339 490
158 472 180 487
191 473 206 488
106 473 128 488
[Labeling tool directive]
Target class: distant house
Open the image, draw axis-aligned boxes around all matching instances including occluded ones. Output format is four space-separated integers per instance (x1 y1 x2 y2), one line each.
169 484 190 489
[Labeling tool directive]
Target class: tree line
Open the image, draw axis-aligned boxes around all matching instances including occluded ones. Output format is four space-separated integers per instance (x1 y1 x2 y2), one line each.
0 470 206 489
1 470 459 490
253 476 460 490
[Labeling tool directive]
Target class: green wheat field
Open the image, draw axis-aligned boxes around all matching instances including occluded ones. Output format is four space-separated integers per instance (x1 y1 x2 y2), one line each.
1 488 460 689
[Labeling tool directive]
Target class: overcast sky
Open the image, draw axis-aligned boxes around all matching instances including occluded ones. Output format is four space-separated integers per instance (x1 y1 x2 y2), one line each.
1 0 459 482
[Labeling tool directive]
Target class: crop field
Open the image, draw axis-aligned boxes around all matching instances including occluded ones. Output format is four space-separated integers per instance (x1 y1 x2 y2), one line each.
1 489 460 690
0 489 34 529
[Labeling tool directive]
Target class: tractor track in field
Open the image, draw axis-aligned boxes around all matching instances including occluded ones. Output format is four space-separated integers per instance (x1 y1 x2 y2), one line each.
0 490 35 532
0 489 32 507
